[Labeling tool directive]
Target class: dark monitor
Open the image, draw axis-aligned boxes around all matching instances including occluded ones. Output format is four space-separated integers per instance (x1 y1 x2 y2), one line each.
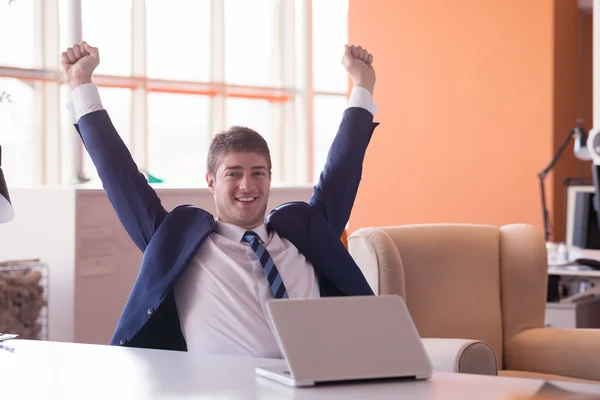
569 185 600 250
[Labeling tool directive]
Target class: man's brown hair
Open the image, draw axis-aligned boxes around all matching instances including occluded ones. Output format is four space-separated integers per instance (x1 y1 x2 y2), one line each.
206 126 272 176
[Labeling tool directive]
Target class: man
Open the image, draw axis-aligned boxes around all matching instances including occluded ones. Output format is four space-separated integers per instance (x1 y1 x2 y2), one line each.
60 41 379 357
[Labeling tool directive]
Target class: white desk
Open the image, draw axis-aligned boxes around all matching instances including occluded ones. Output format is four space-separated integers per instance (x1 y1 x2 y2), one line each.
548 265 600 278
2 340 600 399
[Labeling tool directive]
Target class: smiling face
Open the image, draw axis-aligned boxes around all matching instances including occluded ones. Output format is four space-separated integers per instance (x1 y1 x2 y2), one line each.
207 152 271 229
206 126 272 230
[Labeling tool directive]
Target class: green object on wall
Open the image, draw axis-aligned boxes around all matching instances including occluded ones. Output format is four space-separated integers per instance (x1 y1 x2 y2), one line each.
145 171 163 184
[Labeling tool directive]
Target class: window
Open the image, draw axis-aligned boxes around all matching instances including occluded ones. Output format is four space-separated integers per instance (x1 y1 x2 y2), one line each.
59 85 78 183
82 88 133 180
0 1 35 68
313 95 348 183
0 0 349 187
81 0 133 76
147 93 211 185
224 0 280 87
312 0 349 93
311 0 349 182
226 98 282 183
0 78 36 187
146 0 211 81
226 98 276 148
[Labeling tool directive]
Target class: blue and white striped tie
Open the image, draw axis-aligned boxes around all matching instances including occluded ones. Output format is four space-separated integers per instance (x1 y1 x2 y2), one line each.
242 231 289 299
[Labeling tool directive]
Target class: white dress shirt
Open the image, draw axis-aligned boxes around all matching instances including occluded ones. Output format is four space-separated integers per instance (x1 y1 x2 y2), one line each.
67 83 376 358
175 221 320 358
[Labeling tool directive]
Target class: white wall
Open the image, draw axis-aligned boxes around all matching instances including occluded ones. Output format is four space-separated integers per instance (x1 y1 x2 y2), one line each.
0 187 76 342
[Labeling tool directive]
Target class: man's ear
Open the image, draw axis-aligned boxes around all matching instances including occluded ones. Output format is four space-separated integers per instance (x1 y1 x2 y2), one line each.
206 173 216 193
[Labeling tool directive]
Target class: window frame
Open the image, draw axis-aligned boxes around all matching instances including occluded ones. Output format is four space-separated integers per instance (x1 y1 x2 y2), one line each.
0 0 348 187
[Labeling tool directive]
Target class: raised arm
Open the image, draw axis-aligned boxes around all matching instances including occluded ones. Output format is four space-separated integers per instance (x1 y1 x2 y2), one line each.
61 42 167 252
308 45 378 236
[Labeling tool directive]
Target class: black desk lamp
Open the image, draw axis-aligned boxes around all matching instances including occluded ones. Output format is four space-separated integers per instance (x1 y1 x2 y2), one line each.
538 119 589 241
0 144 14 223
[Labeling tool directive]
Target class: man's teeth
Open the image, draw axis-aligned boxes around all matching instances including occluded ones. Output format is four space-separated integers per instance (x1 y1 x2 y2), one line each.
237 197 256 202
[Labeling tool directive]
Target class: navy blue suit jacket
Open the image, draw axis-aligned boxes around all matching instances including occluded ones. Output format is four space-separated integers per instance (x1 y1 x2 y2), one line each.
75 106 379 351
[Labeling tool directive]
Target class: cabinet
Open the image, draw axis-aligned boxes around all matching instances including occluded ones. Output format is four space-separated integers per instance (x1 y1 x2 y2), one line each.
545 297 600 329
545 267 600 329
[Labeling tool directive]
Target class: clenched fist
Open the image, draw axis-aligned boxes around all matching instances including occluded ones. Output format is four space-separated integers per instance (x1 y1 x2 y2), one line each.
342 45 375 95
60 41 100 91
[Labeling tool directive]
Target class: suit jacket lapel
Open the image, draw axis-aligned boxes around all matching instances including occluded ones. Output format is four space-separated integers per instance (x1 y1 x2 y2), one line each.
164 210 217 291
266 204 358 296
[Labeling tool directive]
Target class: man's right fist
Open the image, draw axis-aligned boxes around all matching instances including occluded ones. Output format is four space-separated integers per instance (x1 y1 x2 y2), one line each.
60 41 100 91
342 44 375 95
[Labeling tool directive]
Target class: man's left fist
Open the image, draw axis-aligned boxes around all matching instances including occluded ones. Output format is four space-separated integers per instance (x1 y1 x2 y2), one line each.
342 44 375 94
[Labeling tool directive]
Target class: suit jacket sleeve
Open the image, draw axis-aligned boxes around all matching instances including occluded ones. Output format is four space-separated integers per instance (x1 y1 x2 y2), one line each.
75 110 167 252
308 107 379 237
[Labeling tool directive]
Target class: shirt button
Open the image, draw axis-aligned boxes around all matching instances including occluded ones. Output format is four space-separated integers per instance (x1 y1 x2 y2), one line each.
119 338 127 345
147 308 154 316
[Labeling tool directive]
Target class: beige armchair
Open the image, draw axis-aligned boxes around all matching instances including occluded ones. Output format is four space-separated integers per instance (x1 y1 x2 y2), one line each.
348 223 600 383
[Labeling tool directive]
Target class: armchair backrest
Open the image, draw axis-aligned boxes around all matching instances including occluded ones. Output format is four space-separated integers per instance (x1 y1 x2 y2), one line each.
348 223 548 370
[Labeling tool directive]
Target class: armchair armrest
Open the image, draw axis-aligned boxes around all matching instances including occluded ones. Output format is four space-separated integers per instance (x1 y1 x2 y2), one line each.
422 338 497 376
505 328 600 381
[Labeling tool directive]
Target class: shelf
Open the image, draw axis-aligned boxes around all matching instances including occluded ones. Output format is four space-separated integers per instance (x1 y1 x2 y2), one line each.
548 266 600 278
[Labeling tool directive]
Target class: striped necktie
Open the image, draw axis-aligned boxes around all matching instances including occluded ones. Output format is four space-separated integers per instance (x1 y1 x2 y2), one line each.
242 231 289 299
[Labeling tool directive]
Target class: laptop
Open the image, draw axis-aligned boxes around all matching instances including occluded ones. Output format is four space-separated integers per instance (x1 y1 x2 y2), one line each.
256 295 432 387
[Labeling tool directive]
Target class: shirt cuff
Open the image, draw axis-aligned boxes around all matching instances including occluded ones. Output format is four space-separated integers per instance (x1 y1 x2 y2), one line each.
347 86 378 116
66 82 104 122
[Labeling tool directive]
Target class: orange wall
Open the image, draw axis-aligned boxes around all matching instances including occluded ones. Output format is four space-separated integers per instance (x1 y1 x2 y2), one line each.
348 0 587 239
551 5 593 242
